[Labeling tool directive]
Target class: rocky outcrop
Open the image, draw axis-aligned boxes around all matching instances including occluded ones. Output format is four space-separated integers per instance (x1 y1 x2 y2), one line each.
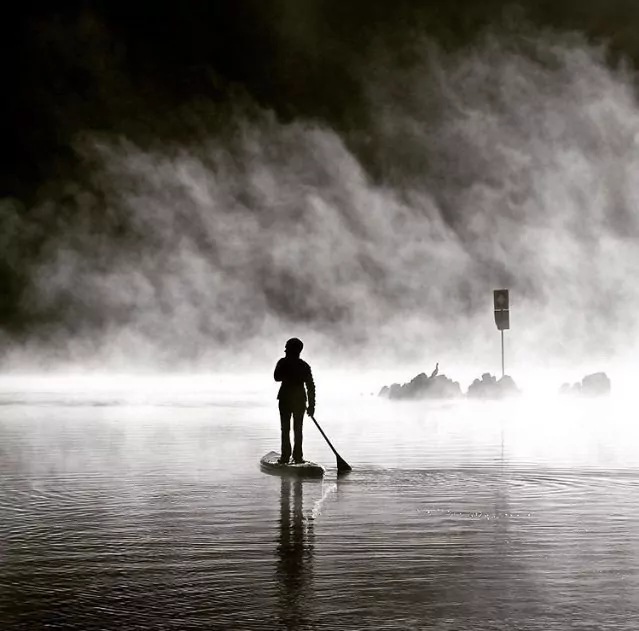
378 367 463 400
466 373 520 399
559 372 611 397
379 366 522 400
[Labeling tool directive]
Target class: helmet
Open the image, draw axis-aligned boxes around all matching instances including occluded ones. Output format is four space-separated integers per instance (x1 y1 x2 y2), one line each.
285 337 304 354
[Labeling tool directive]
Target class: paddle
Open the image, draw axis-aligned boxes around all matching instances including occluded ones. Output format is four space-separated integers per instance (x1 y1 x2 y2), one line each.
308 414 352 472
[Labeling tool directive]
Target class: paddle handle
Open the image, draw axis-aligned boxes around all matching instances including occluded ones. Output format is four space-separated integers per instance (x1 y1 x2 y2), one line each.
309 414 338 456
309 413 352 472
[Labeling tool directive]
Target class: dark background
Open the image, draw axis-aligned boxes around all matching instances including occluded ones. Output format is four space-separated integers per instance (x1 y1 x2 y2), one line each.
6 0 639 203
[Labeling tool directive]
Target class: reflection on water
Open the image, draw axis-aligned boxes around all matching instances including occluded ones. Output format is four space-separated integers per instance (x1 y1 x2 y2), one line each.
277 478 314 630
1 379 639 630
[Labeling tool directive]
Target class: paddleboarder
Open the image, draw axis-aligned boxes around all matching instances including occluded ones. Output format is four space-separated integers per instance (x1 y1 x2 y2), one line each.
274 338 315 465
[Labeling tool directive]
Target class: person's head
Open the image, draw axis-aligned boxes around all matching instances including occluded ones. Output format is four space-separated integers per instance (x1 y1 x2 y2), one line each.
284 337 304 357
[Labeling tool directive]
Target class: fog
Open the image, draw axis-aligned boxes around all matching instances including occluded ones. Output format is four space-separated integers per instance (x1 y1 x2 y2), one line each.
4 25 639 389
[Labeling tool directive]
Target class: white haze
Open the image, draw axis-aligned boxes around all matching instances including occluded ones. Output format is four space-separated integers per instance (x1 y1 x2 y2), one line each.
5 28 639 391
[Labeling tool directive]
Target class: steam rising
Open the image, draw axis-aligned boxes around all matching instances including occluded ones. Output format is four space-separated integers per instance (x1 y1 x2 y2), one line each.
5 28 639 376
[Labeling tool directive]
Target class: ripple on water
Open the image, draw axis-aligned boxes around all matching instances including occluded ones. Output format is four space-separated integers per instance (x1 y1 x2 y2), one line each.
2 396 639 630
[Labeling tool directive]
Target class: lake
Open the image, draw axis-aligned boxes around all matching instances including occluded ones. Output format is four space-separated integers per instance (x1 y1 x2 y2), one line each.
1 374 638 630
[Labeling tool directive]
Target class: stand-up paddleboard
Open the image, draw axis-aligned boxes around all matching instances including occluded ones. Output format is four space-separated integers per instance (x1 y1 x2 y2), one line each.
260 451 325 477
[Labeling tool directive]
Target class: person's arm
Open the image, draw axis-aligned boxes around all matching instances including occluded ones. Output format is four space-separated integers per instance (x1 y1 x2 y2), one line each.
305 365 316 415
274 359 285 382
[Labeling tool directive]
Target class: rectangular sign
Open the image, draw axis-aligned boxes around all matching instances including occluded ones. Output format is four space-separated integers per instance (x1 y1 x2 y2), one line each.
493 289 510 330
494 309 510 330
493 289 509 310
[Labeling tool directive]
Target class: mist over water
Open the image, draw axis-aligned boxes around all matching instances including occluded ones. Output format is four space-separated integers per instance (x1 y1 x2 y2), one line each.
4 22 639 382
2 377 639 630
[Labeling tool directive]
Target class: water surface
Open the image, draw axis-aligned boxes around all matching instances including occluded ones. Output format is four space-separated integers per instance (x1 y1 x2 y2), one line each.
1 376 638 630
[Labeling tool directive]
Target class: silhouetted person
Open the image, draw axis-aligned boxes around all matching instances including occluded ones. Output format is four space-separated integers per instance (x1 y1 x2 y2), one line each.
274 338 315 464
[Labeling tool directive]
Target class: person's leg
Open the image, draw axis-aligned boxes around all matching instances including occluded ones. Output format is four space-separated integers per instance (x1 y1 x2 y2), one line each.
292 405 304 463
279 401 292 463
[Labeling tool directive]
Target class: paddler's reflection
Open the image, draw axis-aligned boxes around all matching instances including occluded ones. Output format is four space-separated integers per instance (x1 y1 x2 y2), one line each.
276 477 314 629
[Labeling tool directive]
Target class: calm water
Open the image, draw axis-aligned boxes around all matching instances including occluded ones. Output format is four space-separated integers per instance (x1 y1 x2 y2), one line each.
1 375 639 630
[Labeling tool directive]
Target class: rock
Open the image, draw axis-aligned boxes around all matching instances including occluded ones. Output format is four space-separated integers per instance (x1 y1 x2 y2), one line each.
389 383 403 398
582 372 611 396
559 372 611 397
467 373 520 399
559 382 574 395
427 375 464 398
378 367 462 400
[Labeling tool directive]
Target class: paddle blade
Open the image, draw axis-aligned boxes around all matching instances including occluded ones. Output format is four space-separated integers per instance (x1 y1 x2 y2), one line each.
336 455 352 472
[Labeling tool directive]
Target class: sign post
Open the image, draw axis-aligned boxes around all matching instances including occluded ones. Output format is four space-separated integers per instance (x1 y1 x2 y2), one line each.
493 289 510 378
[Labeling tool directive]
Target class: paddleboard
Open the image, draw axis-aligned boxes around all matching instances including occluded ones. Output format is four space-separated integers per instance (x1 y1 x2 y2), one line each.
260 451 325 477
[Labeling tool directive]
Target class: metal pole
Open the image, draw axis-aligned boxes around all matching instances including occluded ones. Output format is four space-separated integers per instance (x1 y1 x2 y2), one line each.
501 330 505 378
